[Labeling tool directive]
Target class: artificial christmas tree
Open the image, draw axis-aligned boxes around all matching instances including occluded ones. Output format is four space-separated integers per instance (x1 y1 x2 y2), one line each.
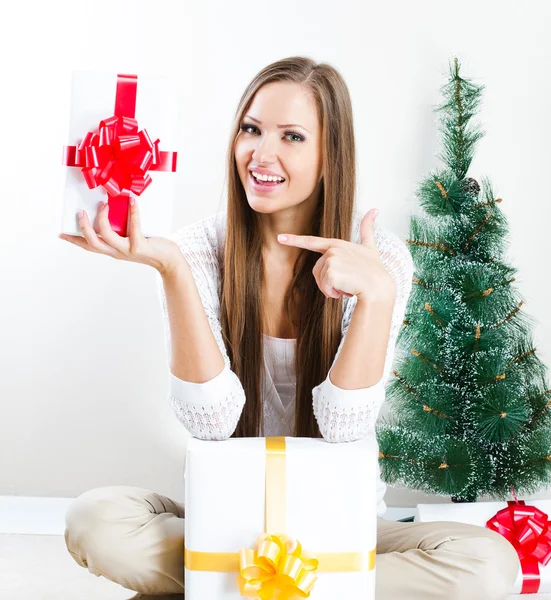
376 57 551 503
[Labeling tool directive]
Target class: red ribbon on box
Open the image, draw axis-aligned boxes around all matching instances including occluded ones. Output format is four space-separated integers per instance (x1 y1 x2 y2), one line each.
486 496 551 594
62 73 178 237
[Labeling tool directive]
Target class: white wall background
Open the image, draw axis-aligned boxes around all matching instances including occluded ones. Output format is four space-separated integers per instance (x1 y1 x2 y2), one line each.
1 0 550 507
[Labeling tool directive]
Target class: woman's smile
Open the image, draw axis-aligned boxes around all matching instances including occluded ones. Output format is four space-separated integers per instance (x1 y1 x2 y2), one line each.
249 170 286 193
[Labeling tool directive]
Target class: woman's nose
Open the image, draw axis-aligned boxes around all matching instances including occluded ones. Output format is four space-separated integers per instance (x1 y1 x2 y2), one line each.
252 133 277 163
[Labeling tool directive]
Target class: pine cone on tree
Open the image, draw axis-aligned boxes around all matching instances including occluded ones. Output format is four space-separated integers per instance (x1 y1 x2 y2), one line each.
461 177 480 199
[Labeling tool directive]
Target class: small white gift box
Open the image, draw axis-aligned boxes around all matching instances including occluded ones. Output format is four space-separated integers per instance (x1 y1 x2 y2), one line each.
60 71 178 238
416 499 551 595
184 436 378 599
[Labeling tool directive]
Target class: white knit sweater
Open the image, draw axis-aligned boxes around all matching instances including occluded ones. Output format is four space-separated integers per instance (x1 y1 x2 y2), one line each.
156 208 414 517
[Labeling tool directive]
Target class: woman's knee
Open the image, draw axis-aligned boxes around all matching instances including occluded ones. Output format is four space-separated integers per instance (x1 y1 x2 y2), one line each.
447 527 519 600
66 485 142 526
479 529 519 599
64 485 153 560
64 485 185 595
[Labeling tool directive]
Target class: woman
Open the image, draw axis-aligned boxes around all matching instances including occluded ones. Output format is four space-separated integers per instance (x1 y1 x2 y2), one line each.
61 57 519 599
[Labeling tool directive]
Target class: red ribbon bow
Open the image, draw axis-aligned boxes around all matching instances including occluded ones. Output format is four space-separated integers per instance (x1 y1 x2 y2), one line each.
486 490 551 594
63 73 177 237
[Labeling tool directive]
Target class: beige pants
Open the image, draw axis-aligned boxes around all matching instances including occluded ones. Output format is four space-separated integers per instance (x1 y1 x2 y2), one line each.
64 485 520 599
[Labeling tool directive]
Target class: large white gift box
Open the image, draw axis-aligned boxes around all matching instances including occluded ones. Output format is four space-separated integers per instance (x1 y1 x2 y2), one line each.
60 71 178 238
416 499 551 595
184 436 378 599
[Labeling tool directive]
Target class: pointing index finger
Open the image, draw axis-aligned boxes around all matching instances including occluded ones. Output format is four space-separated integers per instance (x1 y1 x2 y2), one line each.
277 234 344 253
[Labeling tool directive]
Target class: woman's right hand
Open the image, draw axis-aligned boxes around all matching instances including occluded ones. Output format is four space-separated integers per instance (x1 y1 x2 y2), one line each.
58 198 183 276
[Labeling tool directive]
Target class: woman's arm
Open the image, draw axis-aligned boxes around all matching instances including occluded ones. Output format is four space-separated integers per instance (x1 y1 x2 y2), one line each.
312 224 414 442
328 295 395 390
160 256 225 383
156 217 246 440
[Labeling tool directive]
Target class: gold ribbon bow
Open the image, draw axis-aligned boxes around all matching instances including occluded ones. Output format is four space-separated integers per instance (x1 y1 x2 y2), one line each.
184 437 376 599
237 532 318 599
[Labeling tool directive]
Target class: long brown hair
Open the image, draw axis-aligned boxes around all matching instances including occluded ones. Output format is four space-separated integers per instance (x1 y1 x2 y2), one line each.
220 56 357 438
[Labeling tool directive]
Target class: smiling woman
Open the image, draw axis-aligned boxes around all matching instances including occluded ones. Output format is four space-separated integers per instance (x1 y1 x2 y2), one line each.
62 56 520 600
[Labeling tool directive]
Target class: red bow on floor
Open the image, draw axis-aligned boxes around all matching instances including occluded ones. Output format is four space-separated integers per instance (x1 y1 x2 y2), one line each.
486 488 551 594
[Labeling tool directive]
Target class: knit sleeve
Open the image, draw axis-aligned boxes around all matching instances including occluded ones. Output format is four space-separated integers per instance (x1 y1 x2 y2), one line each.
156 215 246 440
312 219 414 443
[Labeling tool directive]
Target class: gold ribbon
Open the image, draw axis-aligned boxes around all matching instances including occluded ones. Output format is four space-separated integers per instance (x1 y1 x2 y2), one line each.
184 436 376 599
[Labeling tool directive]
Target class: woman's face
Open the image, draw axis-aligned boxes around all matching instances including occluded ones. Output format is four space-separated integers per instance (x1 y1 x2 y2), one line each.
234 81 323 215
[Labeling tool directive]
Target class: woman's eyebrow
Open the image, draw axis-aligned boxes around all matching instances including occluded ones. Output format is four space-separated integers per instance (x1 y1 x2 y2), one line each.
244 114 310 133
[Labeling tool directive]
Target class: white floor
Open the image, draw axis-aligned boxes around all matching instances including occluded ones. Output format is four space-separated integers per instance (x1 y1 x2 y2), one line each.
0 533 138 600
0 498 549 600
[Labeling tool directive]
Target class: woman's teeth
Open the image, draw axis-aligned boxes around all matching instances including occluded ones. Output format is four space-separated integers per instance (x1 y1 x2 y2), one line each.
252 171 285 184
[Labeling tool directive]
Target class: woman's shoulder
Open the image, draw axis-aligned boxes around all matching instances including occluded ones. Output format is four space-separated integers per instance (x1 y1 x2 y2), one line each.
166 212 222 277
352 207 413 274
167 212 219 246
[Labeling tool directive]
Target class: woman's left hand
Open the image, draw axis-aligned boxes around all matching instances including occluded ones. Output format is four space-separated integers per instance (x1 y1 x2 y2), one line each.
277 208 396 302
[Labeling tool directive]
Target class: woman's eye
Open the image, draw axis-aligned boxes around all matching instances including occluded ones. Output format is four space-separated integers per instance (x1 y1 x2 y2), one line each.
285 132 304 143
240 124 257 135
239 123 304 143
